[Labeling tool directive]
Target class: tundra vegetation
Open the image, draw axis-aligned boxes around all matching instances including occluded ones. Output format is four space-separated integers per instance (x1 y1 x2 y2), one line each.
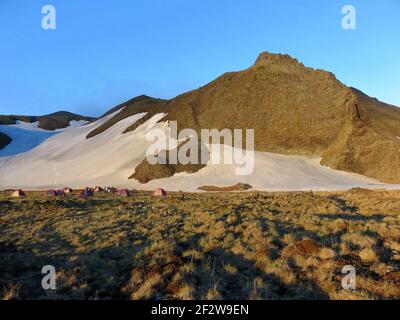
1 188 400 300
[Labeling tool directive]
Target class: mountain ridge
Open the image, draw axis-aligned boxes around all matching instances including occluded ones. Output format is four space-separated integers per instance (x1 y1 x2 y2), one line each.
0 111 94 131
0 110 94 150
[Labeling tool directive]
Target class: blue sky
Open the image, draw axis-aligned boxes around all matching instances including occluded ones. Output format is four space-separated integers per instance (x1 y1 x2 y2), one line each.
0 0 399 116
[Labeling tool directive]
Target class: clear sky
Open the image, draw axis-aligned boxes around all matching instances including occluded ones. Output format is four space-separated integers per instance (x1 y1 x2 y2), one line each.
1 0 399 116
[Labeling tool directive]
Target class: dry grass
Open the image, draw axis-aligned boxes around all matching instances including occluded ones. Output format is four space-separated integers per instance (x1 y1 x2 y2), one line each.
1 189 400 300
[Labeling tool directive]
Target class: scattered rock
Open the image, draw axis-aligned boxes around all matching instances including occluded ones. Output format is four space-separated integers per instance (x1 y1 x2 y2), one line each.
281 240 321 258
198 183 253 192
348 188 374 195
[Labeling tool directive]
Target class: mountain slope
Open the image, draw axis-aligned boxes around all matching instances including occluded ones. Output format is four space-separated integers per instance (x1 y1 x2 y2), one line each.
0 118 90 157
0 110 93 153
86 95 166 138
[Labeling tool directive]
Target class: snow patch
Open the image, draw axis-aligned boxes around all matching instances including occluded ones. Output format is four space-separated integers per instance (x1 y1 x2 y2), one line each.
138 144 394 192
0 120 89 156
0 111 163 189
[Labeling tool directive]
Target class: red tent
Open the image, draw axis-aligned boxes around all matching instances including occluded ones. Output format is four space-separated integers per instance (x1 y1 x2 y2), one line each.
117 189 131 197
78 188 94 198
152 188 167 197
11 189 25 198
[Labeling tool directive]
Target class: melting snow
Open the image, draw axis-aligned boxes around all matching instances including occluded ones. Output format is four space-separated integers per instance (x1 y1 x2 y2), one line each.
0 120 88 157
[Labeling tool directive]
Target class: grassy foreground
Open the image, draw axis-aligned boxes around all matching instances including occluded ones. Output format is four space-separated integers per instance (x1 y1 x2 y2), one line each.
1 189 400 300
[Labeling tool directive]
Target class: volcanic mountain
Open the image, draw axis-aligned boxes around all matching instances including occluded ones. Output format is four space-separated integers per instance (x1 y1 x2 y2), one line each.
1 52 400 191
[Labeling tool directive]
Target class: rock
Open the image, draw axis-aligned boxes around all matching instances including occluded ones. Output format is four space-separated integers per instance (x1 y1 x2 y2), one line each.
281 240 321 258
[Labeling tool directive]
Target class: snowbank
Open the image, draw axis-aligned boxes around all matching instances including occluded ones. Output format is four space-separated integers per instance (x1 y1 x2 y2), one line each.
0 120 89 157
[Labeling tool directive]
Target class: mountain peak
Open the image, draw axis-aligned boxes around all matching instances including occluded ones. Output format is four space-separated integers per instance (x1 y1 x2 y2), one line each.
253 51 304 71
45 111 76 117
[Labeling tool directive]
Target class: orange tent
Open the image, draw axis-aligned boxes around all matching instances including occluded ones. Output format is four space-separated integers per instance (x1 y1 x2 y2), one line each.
11 189 25 198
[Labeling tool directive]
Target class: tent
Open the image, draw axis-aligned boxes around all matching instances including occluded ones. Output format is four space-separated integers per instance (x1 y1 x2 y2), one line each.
11 189 25 198
45 189 65 197
78 188 94 198
45 189 58 197
152 188 167 197
94 186 103 192
117 189 131 197
63 187 73 194
56 190 66 197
